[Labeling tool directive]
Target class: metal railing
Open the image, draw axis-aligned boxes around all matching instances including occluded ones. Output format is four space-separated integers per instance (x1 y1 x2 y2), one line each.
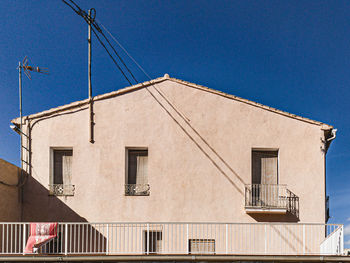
326 195 330 222
245 184 298 212
125 184 150 196
0 222 343 256
286 189 299 217
49 184 75 196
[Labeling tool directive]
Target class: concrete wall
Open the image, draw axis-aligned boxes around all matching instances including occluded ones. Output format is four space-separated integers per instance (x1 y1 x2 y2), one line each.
21 78 329 224
0 159 21 221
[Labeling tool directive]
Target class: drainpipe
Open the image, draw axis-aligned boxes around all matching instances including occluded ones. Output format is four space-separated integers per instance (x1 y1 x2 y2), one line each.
324 128 337 223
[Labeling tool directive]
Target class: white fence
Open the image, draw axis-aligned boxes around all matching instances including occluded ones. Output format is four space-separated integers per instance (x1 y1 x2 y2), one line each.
0 222 343 256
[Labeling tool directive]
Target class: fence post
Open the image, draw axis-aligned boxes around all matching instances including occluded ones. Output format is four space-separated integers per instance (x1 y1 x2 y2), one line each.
146 223 149 255
186 224 189 254
225 224 228 254
340 225 344 255
264 225 267 254
106 224 109 255
303 225 305 255
22 223 26 255
65 224 68 255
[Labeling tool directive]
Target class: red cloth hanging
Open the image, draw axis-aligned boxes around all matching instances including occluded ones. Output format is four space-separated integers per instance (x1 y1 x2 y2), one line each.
24 223 58 253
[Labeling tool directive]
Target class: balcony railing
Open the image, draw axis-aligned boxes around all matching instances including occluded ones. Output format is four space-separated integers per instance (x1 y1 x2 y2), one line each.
49 184 75 196
0 222 343 256
125 184 150 196
326 195 330 222
245 184 299 215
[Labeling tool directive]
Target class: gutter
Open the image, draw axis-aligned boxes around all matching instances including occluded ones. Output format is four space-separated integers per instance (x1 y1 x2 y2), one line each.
325 128 337 154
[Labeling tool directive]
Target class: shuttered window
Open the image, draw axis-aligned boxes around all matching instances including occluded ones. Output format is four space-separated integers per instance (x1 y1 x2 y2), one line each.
125 149 149 196
51 149 74 196
252 150 278 184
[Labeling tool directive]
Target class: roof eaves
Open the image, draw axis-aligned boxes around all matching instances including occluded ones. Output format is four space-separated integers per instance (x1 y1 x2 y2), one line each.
168 77 333 129
11 76 167 124
11 74 333 130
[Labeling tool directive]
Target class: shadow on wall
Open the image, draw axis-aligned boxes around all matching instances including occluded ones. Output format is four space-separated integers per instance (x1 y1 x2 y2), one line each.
0 175 108 254
248 212 300 223
21 175 86 222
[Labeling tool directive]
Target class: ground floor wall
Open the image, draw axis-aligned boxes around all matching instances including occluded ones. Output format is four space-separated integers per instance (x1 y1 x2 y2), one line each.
0 159 21 222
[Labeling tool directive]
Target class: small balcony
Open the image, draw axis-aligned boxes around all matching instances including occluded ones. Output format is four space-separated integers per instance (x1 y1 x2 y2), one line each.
125 184 150 196
245 184 299 216
49 184 75 196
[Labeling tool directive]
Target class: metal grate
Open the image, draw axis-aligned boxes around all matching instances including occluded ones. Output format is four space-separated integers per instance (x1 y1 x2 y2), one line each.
49 184 75 196
125 184 150 196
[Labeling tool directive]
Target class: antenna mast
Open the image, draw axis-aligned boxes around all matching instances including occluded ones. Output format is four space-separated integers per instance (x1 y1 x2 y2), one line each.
88 8 95 143
17 56 49 180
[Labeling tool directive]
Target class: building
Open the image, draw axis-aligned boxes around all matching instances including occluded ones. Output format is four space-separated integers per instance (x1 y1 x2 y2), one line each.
0 158 22 222
0 74 346 262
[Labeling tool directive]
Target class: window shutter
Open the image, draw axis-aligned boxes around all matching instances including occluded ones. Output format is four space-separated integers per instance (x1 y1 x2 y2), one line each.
136 156 148 185
261 156 277 185
62 154 72 186
53 152 63 184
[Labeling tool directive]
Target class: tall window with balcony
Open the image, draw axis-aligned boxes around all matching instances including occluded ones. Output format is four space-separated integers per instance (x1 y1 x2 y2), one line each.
252 150 279 206
245 150 299 216
245 150 282 212
50 149 74 196
125 148 149 196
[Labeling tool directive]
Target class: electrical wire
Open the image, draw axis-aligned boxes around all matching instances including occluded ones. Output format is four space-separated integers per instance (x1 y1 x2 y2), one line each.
97 19 153 80
90 25 132 85
94 19 245 185
64 0 245 188
62 0 133 85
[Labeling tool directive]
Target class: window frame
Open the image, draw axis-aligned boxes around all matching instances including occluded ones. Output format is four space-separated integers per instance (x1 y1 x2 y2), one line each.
251 148 279 185
49 147 74 196
125 147 149 196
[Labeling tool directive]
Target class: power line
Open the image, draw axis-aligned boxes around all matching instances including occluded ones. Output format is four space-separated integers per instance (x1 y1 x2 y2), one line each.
95 20 245 186
90 25 132 85
97 19 153 80
62 0 134 85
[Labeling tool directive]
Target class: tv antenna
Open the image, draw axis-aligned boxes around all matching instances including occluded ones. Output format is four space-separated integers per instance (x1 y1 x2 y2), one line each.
21 56 49 80
17 56 49 178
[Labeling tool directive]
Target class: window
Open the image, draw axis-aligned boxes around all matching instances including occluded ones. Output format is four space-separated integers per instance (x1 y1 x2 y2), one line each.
251 150 278 207
125 148 149 196
189 239 215 254
252 150 278 185
144 231 162 254
50 149 74 196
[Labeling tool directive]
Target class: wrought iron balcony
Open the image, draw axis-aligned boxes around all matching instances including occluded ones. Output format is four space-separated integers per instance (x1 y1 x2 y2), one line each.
125 184 150 196
49 184 75 196
245 184 299 215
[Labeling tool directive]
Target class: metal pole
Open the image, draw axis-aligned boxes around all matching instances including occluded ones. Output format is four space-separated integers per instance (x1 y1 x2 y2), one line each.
18 62 23 171
88 9 94 143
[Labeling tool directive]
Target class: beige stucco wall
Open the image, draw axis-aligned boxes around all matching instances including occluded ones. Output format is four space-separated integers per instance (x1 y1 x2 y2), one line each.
21 79 329 224
0 159 21 221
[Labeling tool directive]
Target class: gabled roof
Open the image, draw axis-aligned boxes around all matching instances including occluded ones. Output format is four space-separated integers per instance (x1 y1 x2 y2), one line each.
11 74 333 129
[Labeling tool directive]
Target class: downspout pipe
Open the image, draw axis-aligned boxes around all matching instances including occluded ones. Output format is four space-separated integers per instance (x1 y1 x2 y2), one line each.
324 128 337 223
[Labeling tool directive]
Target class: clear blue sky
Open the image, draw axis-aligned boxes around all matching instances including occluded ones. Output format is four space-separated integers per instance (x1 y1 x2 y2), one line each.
0 0 349 246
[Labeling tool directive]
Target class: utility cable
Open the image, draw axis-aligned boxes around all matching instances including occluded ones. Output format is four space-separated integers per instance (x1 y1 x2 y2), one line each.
90 25 132 85
62 0 245 186
62 0 133 85
95 19 245 185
